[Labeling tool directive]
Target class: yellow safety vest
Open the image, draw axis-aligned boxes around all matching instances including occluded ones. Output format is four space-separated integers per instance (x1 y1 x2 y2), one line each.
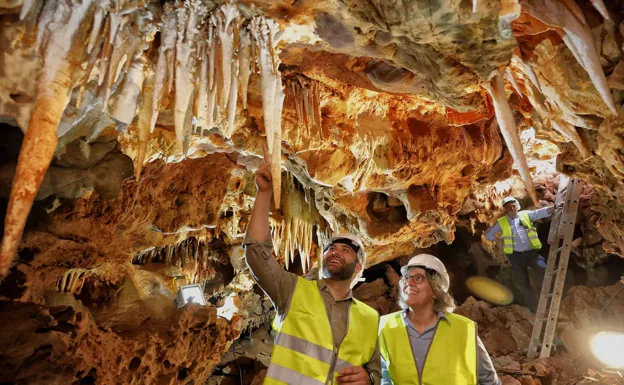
497 211 542 254
265 277 379 385
379 311 477 385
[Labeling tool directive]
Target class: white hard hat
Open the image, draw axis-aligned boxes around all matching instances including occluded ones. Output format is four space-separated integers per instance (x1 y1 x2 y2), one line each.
324 234 366 266
502 196 520 207
400 254 450 292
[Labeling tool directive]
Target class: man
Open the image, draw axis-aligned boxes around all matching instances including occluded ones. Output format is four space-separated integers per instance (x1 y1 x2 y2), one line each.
379 254 500 385
244 153 380 385
485 196 555 312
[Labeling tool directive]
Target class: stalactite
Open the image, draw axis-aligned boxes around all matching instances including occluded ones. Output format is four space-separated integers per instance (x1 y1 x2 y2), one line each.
174 0 205 155
215 4 240 114
87 2 108 53
238 29 252 109
523 0 618 115
472 0 478 13
194 36 209 132
57 268 91 293
111 56 145 127
101 14 136 112
485 72 538 205
559 0 587 25
590 0 609 20
520 57 541 91
251 17 285 209
136 65 155 179
551 120 591 159
0 0 97 280
76 38 103 110
150 3 176 134
286 75 322 135
19 0 38 20
205 21 217 132
225 59 240 139
270 174 319 272
505 68 523 97
312 80 322 133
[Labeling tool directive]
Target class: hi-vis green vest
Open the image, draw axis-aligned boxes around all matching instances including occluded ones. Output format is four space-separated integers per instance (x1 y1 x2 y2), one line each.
497 211 542 254
265 277 379 385
379 311 477 385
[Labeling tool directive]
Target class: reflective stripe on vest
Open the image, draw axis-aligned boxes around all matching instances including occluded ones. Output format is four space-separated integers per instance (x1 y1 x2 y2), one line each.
265 277 379 385
497 211 542 254
379 311 477 385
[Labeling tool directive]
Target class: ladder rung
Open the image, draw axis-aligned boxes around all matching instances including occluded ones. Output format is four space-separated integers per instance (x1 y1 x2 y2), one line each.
542 293 554 299
535 317 548 323
546 270 558 277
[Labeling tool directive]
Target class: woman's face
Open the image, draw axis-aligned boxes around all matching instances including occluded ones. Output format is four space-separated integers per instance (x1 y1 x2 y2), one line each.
401 267 435 308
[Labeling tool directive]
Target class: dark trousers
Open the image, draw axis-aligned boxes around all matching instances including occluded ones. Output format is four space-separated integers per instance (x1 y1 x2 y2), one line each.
507 250 546 312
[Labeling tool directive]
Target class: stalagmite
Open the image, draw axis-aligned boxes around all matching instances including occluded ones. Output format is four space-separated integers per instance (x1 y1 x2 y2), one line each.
150 3 176 134
523 0 618 115
215 4 240 113
111 56 145 126
485 72 538 205
136 66 155 179
173 0 204 155
252 17 285 209
0 0 96 280
238 29 252 109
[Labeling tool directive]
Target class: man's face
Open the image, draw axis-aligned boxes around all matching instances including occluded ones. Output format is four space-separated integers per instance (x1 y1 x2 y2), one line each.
321 242 361 281
504 202 519 217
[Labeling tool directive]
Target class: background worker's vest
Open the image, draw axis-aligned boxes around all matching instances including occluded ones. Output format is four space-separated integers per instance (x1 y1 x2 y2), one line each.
497 211 542 254
265 277 379 385
379 311 477 385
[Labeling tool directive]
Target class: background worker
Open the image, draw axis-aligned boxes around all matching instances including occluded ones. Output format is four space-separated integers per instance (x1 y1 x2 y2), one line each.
379 254 500 385
245 152 380 385
485 197 555 313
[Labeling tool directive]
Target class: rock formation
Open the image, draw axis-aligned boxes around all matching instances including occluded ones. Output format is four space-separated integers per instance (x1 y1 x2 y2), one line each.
0 0 624 384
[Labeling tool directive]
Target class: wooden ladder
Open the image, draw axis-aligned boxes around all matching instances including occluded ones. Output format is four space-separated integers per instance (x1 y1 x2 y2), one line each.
527 176 582 359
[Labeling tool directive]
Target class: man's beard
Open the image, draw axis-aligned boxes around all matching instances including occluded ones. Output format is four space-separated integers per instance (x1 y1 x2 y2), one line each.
322 260 357 281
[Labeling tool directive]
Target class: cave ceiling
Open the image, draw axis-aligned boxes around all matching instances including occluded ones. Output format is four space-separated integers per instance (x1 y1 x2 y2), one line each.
0 0 623 273
0 0 624 272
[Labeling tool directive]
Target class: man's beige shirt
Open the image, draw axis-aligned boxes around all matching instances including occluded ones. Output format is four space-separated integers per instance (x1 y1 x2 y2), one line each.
244 232 381 385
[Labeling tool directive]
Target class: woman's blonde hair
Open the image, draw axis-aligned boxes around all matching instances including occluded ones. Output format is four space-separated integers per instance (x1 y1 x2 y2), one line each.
399 268 456 314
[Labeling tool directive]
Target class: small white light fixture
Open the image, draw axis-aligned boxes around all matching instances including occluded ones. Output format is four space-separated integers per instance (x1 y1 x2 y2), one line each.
590 331 624 370
173 276 206 308
176 284 207 307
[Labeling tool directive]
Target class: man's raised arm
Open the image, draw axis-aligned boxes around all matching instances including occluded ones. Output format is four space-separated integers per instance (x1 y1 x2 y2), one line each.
243 152 296 316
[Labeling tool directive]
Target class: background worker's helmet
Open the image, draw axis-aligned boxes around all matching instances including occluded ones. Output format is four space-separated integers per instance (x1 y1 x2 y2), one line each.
323 233 366 266
502 196 520 207
400 254 450 292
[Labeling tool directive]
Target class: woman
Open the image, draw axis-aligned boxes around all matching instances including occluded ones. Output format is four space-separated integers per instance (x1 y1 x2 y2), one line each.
379 254 501 385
